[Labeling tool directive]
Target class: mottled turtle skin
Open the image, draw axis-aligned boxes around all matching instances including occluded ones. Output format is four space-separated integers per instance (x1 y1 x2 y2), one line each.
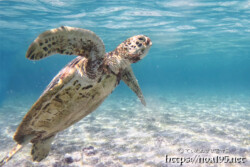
0 26 152 165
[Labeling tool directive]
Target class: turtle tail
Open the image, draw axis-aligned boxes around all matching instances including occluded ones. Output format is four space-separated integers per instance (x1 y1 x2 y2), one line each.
0 144 24 167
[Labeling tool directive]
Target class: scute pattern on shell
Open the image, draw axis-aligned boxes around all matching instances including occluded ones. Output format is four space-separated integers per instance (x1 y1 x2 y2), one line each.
14 60 118 145
13 66 76 144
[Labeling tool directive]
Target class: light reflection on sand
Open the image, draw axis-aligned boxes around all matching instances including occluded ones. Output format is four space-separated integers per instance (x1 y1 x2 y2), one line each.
0 94 249 166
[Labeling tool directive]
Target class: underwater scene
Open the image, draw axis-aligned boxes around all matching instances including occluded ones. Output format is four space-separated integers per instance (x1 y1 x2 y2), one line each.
0 0 249 167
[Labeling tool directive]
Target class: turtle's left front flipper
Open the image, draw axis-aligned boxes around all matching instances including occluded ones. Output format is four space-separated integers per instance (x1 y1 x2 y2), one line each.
26 26 105 61
121 66 146 106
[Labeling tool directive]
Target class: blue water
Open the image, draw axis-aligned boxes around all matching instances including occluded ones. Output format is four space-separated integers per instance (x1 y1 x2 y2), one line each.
0 0 249 166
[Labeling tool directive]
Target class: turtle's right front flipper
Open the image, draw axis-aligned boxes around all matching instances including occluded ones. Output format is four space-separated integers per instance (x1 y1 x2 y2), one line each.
121 66 146 106
26 26 105 61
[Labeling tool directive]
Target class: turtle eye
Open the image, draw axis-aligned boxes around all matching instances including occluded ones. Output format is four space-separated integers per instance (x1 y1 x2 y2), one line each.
138 37 145 42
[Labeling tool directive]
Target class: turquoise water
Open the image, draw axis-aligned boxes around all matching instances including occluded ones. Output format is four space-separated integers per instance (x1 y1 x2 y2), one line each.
0 0 249 166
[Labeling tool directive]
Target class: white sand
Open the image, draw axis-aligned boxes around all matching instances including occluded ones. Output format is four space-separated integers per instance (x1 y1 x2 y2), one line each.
0 94 249 167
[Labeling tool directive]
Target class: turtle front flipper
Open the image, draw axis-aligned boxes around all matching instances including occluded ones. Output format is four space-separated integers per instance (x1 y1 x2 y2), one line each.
31 135 55 162
121 66 146 106
26 26 105 61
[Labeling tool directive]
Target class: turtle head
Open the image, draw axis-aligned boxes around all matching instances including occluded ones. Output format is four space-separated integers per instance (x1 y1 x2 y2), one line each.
105 35 152 74
122 35 152 63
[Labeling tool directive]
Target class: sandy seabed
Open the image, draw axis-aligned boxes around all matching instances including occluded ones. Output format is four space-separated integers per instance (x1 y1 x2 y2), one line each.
0 93 249 167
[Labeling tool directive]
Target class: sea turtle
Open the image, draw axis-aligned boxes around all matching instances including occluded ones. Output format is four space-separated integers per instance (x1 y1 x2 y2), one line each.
0 26 152 166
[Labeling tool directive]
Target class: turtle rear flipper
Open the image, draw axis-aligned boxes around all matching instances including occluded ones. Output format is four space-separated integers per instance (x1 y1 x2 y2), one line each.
122 66 146 106
31 135 55 162
0 144 23 167
0 135 32 166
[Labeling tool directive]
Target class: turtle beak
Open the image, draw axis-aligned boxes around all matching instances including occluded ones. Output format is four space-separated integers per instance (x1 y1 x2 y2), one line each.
145 37 152 46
